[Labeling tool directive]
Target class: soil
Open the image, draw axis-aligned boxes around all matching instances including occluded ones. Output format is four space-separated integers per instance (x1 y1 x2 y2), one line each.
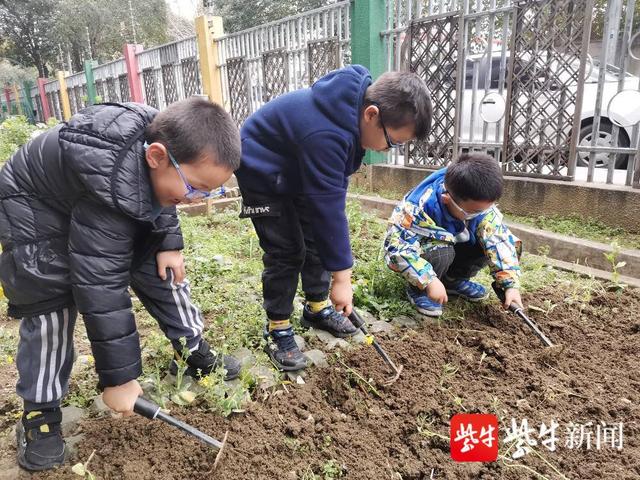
11 286 640 479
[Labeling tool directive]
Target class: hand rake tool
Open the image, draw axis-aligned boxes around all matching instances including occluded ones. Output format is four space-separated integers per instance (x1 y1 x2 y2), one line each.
134 396 229 469
348 309 403 385
492 282 554 347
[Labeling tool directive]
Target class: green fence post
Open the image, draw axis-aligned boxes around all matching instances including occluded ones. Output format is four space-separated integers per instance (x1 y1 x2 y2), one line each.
84 60 98 105
22 80 35 124
351 0 387 164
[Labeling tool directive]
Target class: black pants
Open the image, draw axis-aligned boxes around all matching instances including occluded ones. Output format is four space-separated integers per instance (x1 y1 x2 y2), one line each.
423 242 488 281
239 189 330 320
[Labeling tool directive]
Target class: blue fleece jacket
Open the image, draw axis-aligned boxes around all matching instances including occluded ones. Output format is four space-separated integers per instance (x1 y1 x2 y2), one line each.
235 65 371 271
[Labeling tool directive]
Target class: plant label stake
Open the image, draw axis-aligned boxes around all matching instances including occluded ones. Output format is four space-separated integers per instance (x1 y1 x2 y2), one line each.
134 397 229 469
492 282 554 347
348 309 403 385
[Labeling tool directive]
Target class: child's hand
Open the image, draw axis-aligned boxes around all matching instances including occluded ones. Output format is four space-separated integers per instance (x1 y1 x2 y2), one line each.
102 380 143 416
503 288 523 310
330 269 353 315
426 278 448 304
157 250 186 284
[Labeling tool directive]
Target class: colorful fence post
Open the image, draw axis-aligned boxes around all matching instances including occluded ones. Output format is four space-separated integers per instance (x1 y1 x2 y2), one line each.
11 85 23 115
123 44 144 103
37 78 52 121
56 71 72 121
22 80 35 123
3 88 12 115
350 0 387 164
195 15 225 105
84 60 99 105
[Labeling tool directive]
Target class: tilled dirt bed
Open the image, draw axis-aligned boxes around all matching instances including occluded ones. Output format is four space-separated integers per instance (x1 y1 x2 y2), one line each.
33 287 640 479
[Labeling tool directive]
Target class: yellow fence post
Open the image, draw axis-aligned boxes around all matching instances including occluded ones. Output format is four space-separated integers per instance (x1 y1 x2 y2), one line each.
195 15 225 106
57 71 72 121
11 85 23 115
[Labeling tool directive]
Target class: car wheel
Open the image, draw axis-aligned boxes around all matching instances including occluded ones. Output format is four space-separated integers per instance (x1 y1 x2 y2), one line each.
577 121 630 169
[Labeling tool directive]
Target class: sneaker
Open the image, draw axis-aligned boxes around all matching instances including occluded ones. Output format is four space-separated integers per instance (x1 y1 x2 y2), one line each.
169 339 241 381
264 326 309 371
300 304 357 338
444 278 488 302
406 286 443 317
17 409 65 471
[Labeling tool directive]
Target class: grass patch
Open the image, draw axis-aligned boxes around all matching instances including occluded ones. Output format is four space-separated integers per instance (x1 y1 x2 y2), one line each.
506 213 640 250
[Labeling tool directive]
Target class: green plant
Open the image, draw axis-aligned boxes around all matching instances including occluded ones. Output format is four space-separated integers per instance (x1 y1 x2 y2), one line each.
198 366 254 417
320 460 345 479
64 357 99 409
72 449 96 479
604 240 627 291
0 115 35 162
0 115 59 163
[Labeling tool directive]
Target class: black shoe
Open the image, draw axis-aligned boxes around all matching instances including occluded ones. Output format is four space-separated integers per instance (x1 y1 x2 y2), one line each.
301 304 357 338
169 339 241 381
17 409 65 471
264 326 309 371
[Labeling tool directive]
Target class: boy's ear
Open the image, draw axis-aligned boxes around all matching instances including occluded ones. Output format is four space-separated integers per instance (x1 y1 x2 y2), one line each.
145 142 168 169
362 104 380 123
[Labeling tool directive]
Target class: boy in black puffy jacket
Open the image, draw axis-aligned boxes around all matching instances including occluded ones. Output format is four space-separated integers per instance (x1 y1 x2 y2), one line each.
0 97 241 471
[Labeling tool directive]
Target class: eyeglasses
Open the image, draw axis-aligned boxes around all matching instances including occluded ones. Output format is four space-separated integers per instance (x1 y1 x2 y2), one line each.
443 188 494 220
166 151 225 200
144 142 226 201
371 102 405 150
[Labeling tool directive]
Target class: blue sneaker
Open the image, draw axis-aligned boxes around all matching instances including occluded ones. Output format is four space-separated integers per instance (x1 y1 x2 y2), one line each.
444 278 488 302
406 286 443 317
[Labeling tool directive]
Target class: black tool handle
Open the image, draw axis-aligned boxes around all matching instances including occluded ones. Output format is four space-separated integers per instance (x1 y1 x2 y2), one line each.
348 309 365 329
134 396 161 419
492 282 554 347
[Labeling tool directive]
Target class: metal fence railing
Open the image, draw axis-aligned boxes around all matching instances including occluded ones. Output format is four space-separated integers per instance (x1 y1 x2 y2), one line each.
93 58 129 104
136 36 203 111
217 0 351 125
383 0 640 187
43 79 63 122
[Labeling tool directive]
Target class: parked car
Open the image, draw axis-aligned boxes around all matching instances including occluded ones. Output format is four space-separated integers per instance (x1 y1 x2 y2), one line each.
457 52 639 168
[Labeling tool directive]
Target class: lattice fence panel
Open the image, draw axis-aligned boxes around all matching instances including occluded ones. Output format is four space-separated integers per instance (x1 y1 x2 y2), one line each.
227 57 251 127
262 49 289 103
119 74 130 102
407 14 460 167
143 68 159 109
308 38 340 84
503 0 590 178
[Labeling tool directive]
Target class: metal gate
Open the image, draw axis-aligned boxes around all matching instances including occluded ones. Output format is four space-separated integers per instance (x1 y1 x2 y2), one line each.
387 0 640 186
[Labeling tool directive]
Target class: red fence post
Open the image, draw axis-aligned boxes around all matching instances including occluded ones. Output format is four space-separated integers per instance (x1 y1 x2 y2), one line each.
4 88 12 114
123 44 144 103
36 78 52 121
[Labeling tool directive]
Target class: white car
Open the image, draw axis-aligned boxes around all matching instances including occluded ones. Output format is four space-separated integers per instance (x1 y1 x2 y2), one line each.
458 52 639 169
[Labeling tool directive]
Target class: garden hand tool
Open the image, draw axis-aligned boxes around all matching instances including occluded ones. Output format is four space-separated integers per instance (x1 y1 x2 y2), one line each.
134 396 229 469
492 282 554 347
348 309 403 385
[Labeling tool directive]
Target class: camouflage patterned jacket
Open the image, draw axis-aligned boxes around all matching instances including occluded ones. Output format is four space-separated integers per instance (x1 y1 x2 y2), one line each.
383 168 522 290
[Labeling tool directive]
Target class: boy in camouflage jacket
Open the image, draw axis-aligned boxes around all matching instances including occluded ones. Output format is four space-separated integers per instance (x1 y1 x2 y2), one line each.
384 153 522 317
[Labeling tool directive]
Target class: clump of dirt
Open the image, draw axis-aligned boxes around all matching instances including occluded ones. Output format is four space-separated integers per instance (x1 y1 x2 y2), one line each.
35 287 640 479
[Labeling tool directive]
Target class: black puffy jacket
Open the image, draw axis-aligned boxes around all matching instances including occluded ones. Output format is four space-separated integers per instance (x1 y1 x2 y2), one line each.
0 103 184 387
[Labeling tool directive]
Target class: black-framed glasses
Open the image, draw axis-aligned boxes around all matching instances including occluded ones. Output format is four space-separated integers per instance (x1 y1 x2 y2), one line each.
371 102 405 149
380 117 405 150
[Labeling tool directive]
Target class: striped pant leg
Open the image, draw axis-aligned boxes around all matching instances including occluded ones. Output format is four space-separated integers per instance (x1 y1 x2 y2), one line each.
16 307 77 410
130 257 203 352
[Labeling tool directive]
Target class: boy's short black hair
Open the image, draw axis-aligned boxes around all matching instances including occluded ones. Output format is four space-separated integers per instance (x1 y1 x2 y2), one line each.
445 153 503 202
145 96 241 170
363 71 433 140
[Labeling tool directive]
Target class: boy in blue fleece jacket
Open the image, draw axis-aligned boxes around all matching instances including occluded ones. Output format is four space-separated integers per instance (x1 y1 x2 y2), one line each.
236 66 432 370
